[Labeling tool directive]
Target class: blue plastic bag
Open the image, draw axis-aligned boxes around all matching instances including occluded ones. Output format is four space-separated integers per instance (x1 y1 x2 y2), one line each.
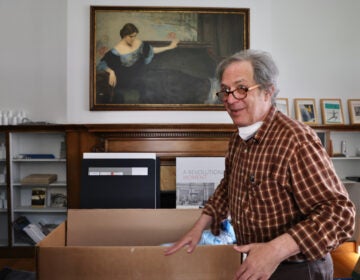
198 219 236 245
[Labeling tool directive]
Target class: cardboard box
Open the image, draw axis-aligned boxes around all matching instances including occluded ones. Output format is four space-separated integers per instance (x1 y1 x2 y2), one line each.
36 209 240 280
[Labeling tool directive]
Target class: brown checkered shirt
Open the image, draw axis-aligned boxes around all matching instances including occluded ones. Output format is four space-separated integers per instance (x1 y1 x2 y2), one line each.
203 106 355 261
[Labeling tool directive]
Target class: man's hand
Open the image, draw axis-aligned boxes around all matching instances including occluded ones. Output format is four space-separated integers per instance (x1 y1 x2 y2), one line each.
163 225 202 256
164 214 212 256
232 233 300 280
232 243 280 280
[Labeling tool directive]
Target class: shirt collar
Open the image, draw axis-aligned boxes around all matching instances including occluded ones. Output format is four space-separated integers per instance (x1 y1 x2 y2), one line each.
252 106 277 143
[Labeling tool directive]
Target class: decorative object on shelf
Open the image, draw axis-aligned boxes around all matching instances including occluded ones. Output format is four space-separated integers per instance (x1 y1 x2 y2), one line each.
341 140 348 157
320 99 344 125
345 176 360 182
16 153 55 159
275 98 289 116
59 141 66 159
23 223 46 243
13 215 46 244
0 167 5 184
0 191 6 209
315 130 330 154
89 6 249 111
31 188 46 208
0 110 27 125
21 174 57 185
0 142 5 159
13 216 37 245
348 99 360 124
294 98 318 125
49 190 67 208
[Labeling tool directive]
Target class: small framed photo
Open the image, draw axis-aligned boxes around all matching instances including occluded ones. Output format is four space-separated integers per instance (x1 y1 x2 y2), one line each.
320 99 344 125
275 98 289 116
315 130 331 155
348 99 360 124
294 98 318 124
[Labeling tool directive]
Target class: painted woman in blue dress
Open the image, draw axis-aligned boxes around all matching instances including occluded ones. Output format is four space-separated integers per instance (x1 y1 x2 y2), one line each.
97 23 179 103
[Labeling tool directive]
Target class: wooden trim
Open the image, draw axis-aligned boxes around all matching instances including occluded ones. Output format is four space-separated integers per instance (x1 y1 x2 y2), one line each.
83 123 237 135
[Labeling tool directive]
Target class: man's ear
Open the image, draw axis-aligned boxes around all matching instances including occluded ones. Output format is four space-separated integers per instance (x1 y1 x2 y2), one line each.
266 84 275 96
263 85 276 105
264 85 275 101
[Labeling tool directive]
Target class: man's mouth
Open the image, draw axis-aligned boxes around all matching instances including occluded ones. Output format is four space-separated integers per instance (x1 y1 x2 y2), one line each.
229 106 245 114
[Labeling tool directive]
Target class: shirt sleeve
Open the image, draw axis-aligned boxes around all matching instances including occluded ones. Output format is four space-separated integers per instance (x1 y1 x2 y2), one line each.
202 134 237 235
287 139 355 260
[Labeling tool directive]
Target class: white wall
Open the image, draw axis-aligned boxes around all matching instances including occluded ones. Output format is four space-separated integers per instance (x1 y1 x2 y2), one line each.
271 1 360 124
0 0 359 124
0 0 67 123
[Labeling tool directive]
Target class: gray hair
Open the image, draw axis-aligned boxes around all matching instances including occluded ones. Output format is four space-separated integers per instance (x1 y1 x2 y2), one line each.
216 49 280 104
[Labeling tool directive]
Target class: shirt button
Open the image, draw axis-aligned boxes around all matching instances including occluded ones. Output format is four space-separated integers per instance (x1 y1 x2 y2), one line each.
236 221 240 224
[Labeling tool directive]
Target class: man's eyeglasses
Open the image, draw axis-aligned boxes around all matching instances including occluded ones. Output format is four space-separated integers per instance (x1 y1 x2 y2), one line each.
216 84 261 102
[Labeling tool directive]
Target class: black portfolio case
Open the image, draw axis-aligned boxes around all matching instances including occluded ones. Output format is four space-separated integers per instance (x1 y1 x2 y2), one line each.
80 153 160 209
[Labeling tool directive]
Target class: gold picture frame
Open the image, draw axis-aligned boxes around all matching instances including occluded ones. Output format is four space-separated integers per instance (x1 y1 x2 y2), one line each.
90 6 250 111
294 98 318 125
348 99 360 124
275 98 289 116
320 99 344 125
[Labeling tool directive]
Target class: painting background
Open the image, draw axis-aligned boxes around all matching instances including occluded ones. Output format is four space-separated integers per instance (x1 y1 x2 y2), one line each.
91 8 249 109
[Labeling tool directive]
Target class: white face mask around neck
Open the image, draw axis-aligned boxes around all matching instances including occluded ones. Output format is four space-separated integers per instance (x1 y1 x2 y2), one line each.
238 121 263 140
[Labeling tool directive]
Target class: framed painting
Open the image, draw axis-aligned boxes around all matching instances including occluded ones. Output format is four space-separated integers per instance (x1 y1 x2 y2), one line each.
90 6 250 111
275 98 289 116
294 98 318 125
320 99 344 125
348 99 360 124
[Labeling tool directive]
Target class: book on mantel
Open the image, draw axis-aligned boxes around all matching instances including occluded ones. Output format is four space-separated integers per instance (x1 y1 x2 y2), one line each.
21 174 57 185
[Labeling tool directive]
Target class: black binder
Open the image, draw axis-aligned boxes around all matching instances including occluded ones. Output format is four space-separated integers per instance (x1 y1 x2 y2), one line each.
80 153 160 209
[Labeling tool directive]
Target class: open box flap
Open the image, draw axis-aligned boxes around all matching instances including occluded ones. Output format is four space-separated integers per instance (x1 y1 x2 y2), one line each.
66 209 202 246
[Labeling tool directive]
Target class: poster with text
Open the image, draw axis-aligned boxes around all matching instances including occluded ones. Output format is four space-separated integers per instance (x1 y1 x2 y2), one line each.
176 157 225 209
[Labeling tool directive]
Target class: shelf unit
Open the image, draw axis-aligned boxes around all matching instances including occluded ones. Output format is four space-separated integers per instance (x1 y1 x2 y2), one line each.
317 128 360 242
0 132 8 247
328 130 360 186
8 131 67 247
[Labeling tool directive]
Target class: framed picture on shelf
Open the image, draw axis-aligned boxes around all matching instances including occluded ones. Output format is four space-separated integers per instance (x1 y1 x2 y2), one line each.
90 6 249 111
31 188 46 208
275 98 289 116
320 99 344 125
294 98 318 125
315 130 331 155
49 190 67 208
348 99 360 124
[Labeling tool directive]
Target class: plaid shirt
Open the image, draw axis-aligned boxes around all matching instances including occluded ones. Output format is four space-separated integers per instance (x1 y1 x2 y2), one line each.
203 106 355 261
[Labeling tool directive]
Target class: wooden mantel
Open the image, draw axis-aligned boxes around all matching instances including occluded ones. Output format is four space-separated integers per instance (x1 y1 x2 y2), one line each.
84 123 236 156
65 123 236 208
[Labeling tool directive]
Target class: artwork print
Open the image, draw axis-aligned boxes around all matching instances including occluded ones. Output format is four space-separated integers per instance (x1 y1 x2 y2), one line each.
294 99 318 124
348 99 360 124
320 99 344 125
90 7 249 110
